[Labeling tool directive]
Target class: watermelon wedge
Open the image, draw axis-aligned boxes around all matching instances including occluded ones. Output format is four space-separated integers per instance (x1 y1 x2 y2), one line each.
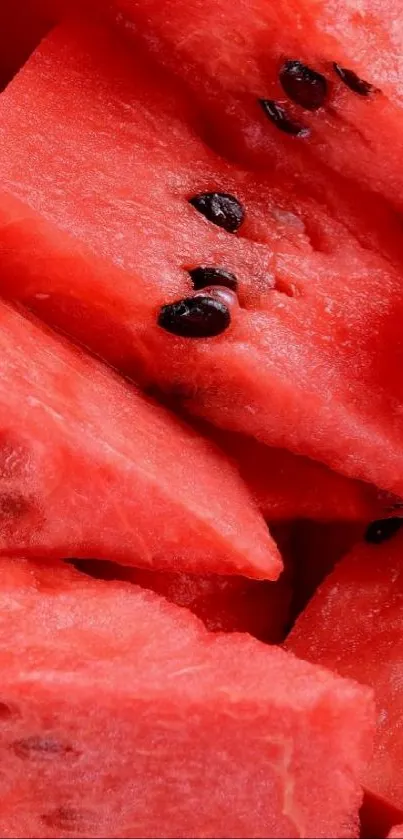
84 0 403 214
286 525 403 813
0 556 374 838
72 558 292 642
0 21 403 496
0 298 280 578
206 427 392 522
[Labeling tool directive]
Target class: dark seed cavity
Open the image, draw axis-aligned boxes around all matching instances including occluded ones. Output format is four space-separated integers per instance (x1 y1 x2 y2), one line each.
189 267 238 292
12 736 76 760
365 517 403 544
158 296 230 338
279 60 328 111
189 192 245 233
259 100 310 137
333 63 376 96
41 806 96 832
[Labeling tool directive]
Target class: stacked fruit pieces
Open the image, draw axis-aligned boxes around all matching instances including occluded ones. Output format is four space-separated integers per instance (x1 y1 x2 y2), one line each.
0 0 402 835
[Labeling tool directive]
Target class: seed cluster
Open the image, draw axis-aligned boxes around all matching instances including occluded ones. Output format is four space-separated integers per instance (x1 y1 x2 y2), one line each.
158 60 378 341
260 59 377 136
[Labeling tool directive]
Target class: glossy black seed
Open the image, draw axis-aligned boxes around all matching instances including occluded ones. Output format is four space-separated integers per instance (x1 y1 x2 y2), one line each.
333 63 375 96
158 296 230 338
365 517 403 544
259 100 310 137
279 60 328 111
189 192 245 233
189 266 238 292
158 296 231 338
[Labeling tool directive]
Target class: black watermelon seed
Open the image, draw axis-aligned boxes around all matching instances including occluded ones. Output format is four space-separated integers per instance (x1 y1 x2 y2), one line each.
12 736 76 760
259 100 310 137
365 517 403 544
158 296 231 338
189 193 245 233
189 267 238 292
333 63 376 96
279 60 328 111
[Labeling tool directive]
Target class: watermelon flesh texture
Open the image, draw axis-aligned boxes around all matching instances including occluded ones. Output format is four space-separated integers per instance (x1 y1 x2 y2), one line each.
85 0 403 217
0 298 280 579
72 558 292 643
0 556 374 838
206 426 394 522
389 827 403 838
1 23 403 497
286 528 403 814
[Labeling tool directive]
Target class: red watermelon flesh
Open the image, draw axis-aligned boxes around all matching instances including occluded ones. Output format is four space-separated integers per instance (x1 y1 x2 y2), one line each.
71 557 292 643
388 827 403 838
84 0 403 217
0 298 280 579
286 526 403 813
1 24 403 497
206 426 393 522
0 556 374 838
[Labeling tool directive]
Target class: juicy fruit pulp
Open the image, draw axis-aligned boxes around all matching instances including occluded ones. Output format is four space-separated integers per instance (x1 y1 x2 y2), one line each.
88 0 403 213
0 299 280 578
0 557 374 839
2 23 403 499
72 558 292 643
286 528 403 814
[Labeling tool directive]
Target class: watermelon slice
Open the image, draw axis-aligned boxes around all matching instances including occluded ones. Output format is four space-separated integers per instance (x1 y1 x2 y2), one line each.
0 21 403 496
83 0 403 215
0 298 280 578
206 426 392 522
72 558 292 642
0 556 374 838
286 525 403 813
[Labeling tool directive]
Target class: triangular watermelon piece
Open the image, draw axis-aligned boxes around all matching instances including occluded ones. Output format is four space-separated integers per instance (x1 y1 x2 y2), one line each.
0 556 374 838
286 524 403 814
0 22 402 495
206 426 392 522
72 557 292 642
83 0 403 214
0 299 280 578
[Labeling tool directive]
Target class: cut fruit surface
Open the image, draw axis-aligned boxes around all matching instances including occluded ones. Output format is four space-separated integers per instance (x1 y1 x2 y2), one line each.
0 299 279 578
207 426 393 522
72 558 292 643
1 22 403 496
0 557 374 838
286 526 403 811
83 0 403 212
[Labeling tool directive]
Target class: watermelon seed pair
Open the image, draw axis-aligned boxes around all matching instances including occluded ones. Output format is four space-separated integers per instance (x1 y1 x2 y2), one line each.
259 59 327 137
158 194 243 338
260 59 376 137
